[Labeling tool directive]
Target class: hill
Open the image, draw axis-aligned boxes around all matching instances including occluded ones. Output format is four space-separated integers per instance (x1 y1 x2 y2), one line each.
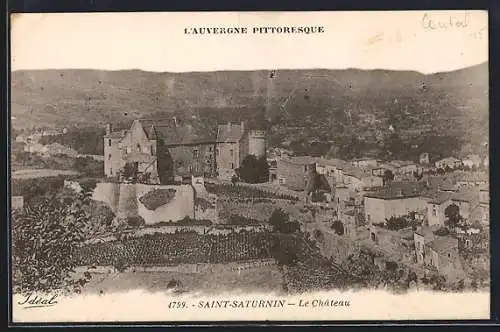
11 63 488 160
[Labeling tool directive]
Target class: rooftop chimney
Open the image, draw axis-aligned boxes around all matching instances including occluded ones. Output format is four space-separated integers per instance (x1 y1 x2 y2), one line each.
106 123 112 135
227 122 231 132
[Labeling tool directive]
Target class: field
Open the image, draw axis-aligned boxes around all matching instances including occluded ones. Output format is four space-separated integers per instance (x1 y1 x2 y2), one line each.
74 229 357 294
79 267 285 295
12 168 80 179
75 231 279 267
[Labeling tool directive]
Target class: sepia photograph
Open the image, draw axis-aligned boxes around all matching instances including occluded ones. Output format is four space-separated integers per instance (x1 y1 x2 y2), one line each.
10 11 489 322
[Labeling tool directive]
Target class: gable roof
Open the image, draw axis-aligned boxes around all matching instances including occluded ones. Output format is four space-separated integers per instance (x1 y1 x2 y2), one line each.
451 190 481 207
364 181 426 200
428 236 458 254
216 123 245 143
427 192 453 205
137 119 215 145
105 130 128 139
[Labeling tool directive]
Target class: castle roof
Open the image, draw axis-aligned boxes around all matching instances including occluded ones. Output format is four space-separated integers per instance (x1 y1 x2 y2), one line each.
216 123 245 143
137 119 215 145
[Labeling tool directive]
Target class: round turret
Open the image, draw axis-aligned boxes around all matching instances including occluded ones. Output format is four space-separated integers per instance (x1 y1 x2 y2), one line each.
248 130 267 158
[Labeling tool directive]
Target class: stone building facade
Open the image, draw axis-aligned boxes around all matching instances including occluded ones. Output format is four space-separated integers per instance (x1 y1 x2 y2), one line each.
104 119 266 184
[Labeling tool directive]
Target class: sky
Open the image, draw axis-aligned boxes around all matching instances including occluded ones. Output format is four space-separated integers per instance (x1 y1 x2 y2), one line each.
11 11 488 74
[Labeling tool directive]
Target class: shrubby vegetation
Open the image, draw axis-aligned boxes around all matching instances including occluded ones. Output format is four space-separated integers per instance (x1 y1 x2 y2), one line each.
12 181 114 294
39 127 105 155
205 182 299 201
269 209 300 234
72 157 104 177
138 189 177 210
12 176 66 203
236 155 269 184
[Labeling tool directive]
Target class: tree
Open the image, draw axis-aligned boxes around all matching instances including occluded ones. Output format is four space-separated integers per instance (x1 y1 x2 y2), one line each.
237 155 269 183
413 171 423 181
383 170 395 186
121 162 138 182
386 216 409 230
269 208 289 233
12 194 92 295
331 220 345 235
444 204 462 230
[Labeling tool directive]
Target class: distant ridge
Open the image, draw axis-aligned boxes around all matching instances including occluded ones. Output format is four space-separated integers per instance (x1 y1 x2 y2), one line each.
11 63 488 158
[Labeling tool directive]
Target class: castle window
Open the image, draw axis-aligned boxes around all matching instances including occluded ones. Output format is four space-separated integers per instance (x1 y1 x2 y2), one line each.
216 149 220 156
193 149 199 158
230 149 234 158
231 163 234 169
108 139 112 147
108 154 111 160
151 145 155 156
137 144 141 152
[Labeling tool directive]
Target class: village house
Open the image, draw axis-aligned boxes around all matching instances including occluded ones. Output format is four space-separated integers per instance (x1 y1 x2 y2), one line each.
450 191 481 224
461 154 482 169
315 157 348 184
42 128 65 136
425 192 453 228
23 142 44 154
351 157 378 169
342 209 358 239
360 226 416 265
363 182 428 225
41 143 79 157
454 171 488 189
15 134 28 143
388 160 421 177
414 227 465 281
11 196 24 211
267 158 278 184
414 227 435 264
276 156 315 191
342 165 383 192
435 157 463 170
419 152 430 165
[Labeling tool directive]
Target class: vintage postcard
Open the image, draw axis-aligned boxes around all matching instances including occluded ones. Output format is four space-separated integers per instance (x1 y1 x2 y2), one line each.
10 11 489 323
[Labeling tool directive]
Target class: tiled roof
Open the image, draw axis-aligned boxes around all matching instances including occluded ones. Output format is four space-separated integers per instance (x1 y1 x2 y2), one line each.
428 236 458 254
286 156 318 165
451 190 481 206
364 181 426 200
216 123 245 143
124 152 156 163
343 166 367 180
427 192 453 205
105 130 127 139
316 157 348 169
137 119 215 145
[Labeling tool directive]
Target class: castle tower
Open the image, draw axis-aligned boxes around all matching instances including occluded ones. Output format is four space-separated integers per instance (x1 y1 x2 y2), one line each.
248 129 267 158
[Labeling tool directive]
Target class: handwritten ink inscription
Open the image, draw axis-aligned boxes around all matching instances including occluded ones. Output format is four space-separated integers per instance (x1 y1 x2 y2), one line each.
18 293 58 309
422 11 471 30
